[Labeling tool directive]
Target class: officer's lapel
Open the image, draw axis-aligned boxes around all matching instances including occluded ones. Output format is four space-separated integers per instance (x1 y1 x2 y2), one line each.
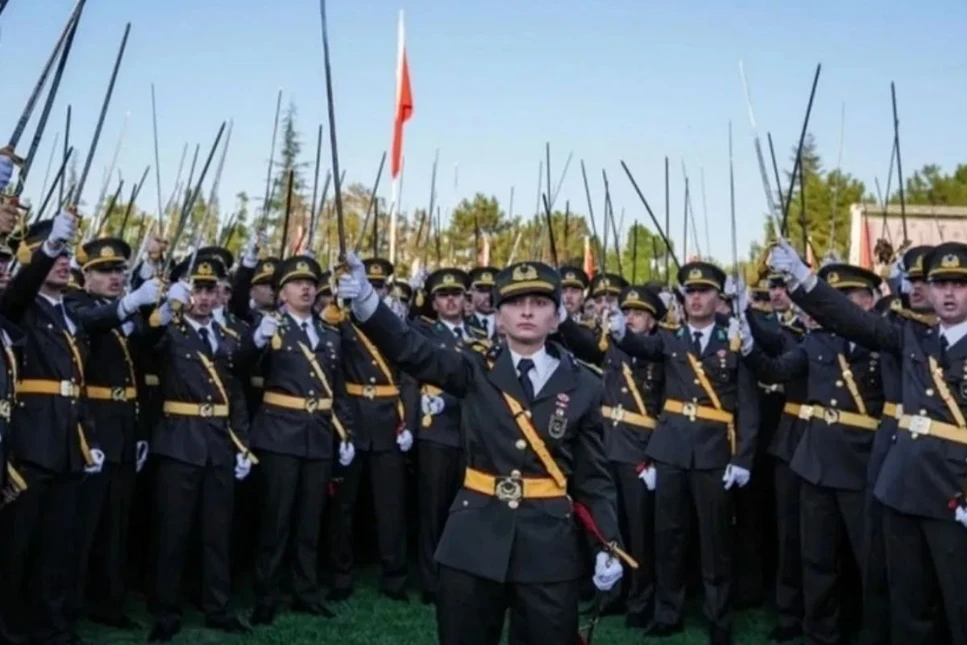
946 331 967 367
486 348 530 406
532 346 577 406
703 324 727 359
35 296 66 332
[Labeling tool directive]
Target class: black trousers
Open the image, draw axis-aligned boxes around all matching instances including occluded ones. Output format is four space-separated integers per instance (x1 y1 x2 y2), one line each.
799 480 865 645
330 449 407 594
884 506 967 645
436 566 579 645
417 442 464 596
733 457 768 608
253 453 331 609
152 457 235 627
0 466 79 645
862 492 890 645
71 461 135 623
773 459 803 630
612 462 655 626
654 463 732 630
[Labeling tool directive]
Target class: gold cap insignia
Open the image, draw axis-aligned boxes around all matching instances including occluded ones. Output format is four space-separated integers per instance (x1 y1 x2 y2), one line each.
600 278 610 289
688 268 702 281
565 271 576 280
197 262 213 276
913 255 924 272
443 273 455 284
827 272 840 284
264 262 275 273
482 271 493 281
370 264 384 276
512 264 537 281
942 254 960 269
296 261 309 272
100 246 115 258
626 290 640 301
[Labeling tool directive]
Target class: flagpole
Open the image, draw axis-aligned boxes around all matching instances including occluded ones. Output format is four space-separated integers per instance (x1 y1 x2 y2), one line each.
388 9 405 266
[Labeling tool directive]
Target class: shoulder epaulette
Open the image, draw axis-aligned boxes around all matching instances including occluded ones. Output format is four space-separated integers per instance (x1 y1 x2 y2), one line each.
895 307 936 327
578 318 597 329
420 315 435 325
467 338 492 354
780 320 806 336
575 358 603 376
658 321 680 331
750 302 773 314
221 326 240 340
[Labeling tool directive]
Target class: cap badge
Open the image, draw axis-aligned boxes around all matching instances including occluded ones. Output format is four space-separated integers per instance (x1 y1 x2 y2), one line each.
512 264 537 281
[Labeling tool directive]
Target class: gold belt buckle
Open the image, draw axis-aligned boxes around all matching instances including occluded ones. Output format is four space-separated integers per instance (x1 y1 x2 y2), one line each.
111 387 126 402
59 380 73 397
823 407 840 425
909 415 931 436
681 401 698 422
199 403 215 418
363 385 376 400
610 406 625 424
495 474 523 503
305 398 319 413
798 405 814 421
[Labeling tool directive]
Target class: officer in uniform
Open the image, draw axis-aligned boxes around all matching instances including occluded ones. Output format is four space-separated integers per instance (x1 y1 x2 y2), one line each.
610 261 758 645
589 272 628 318
740 262 885 645
329 257 414 602
411 268 471 605
768 238 967 644
559 265 589 319
147 255 254 642
338 253 626 644
228 243 277 417
313 270 333 315
465 266 498 340
558 284 666 630
67 237 149 630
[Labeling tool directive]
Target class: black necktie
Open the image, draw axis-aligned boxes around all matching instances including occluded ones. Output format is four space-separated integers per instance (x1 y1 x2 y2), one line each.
454 326 464 340
516 358 535 403
481 318 488 333
56 303 72 334
692 331 703 355
940 334 950 364
198 327 213 357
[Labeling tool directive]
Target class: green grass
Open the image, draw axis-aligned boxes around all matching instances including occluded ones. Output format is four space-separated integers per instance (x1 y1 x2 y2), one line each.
78 570 776 644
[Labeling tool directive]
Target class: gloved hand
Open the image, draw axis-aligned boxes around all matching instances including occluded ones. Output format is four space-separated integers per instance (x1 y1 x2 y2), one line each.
408 268 428 290
638 464 656 491
85 448 105 474
739 314 754 356
336 251 373 302
396 428 414 453
557 303 568 324
768 237 811 286
45 210 77 253
241 232 263 269
955 506 967 529
722 464 751 490
138 259 157 281
339 441 355 467
0 153 14 192
254 314 279 347
592 551 623 591
167 281 191 306
734 278 750 314
385 294 407 320
234 453 252 480
136 441 149 473
121 278 162 316
421 394 445 416
608 306 627 342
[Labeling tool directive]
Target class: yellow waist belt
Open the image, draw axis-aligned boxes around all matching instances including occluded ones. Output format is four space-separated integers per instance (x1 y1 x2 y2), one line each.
345 383 399 399
162 401 229 418
784 403 879 431
664 399 734 424
262 391 333 413
86 386 137 402
601 405 657 430
18 379 81 398
899 414 967 446
463 467 566 502
883 402 903 420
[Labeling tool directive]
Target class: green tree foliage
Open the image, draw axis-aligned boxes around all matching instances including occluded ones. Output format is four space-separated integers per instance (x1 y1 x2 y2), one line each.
904 164 967 205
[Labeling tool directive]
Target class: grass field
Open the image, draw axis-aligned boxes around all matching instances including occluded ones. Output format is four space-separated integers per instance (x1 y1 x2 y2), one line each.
78 569 777 645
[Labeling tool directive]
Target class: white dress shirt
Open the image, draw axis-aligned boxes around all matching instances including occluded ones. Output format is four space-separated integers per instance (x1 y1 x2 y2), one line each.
39 292 76 334
183 315 218 353
940 319 967 348
288 310 319 349
440 319 467 340
511 347 559 397
687 322 714 354
475 313 496 336
212 306 227 329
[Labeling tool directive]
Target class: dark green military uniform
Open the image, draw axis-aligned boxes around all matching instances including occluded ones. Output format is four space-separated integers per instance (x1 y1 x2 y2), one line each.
353 261 620 645
616 262 758 643
558 284 665 629
465 267 498 341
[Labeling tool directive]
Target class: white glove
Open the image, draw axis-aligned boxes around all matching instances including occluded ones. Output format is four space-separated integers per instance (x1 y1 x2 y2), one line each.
385 294 407 320
607 306 627 342
339 441 355 466
254 314 279 347
768 237 811 286
136 441 149 473
0 154 14 192
638 464 656 491
396 428 414 453
138 260 157 281
42 210 77 257
336 251 373 302
592 551 623 591
241 233 261 269
84 448 105 474
900 277 912 295
739 314 754 356
420 394 445 417
167 281 191 306
955 506 967 529
735 280 750 315
234 453 252 480
722 464 751 490
408 268 428 290
121 277 162 315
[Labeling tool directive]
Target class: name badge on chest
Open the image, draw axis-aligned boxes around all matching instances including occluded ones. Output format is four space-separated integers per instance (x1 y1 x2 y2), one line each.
549 394 569 439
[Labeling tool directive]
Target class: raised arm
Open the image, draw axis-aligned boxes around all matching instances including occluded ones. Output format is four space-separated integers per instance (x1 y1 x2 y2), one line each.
557 318 606 364
746 311 786 356
616 326 665 360
0 246 55 323
743 344 808 386
792 278 902 352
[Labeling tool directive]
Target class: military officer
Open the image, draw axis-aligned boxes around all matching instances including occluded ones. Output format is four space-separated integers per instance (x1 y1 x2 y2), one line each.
328 257 414 602
411 267 472 605
768 238 967 644
67 237 150 630
589 272 627 318
608 261 757 645
740 262 885 645
146 255 254 642
465 266 498 340
559 265 590 318
338 253 625 645
558 284 666 630
313 271 333 315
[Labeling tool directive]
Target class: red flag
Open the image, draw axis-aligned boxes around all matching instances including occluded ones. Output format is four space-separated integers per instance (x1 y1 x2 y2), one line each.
391 11 413 179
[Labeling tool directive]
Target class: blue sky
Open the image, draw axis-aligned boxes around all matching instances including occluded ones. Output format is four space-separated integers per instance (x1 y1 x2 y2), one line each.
2 0 965 263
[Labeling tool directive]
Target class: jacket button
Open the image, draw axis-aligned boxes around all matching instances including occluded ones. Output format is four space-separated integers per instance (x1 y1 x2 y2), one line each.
511 469 522 478
508 500 519 510
830 399 837 407
515 439 526 450
835 380 843 387
926 388 935 397
462 500 468 507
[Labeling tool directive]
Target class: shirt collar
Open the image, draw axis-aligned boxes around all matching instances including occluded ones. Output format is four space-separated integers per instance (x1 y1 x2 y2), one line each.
287 310 312 328
940 319 967 347
39 292 63 308
440 318 465 335
687 322 714 337
184 315 212 334
511 346 549 372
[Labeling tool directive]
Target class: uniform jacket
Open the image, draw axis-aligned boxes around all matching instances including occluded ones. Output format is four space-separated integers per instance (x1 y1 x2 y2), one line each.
360 301 619 584
614 320 759 471
0 315 24 494
558 319 664 465
246 312 353 460
411 317 466 449
794 278 964 520
466 313 498 341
